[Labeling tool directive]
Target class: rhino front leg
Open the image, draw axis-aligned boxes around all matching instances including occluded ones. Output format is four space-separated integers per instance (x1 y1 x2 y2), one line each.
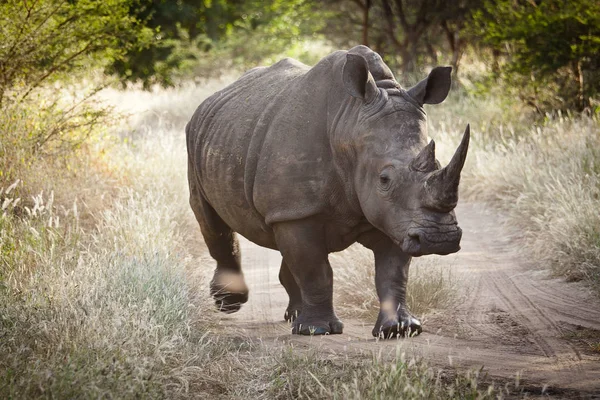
274 220 343 335
361 234 422 338
279 260 303 322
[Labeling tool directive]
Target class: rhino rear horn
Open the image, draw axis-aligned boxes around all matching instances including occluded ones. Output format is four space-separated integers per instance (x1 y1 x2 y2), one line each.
424 125 470 210
410 140 437 172
342 53 378 102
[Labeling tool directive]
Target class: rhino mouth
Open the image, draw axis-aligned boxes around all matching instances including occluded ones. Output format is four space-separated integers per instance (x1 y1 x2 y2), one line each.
401 228 462 256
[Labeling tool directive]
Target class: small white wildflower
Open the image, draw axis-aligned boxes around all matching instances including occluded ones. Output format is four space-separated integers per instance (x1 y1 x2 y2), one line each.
47 190 54 211
2 198 11 210
5 179 20 194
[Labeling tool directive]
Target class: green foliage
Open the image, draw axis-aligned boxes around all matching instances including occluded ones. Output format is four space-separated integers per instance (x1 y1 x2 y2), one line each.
111 0 325 86
0 0 150 156
221 0 328 67
471 0 600 111
109 0 229 87
0 0 152 104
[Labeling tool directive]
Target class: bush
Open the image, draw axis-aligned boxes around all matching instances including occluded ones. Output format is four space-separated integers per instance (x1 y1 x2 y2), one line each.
0 0 151 105
470 0 600 112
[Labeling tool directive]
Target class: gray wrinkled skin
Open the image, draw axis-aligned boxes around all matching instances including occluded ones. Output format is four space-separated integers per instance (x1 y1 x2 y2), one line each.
186 45 470 338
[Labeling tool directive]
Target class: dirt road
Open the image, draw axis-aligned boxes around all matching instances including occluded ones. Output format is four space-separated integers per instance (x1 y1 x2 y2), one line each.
213 203 600 396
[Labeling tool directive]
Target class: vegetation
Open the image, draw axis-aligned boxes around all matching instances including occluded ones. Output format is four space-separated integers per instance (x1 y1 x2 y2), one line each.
110 0 327 86
0 0 152 105
1 0 600 397
244 346 512 399
471 0 600 111
0 81 494 398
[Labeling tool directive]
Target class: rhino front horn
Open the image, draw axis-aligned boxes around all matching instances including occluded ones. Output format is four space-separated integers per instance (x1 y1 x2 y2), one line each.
424 125 470 211
445 124 470 183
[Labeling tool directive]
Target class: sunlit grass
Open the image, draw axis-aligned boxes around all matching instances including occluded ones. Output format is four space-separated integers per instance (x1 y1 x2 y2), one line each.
0 80 229 398
0 156 224 398
232 345 517 399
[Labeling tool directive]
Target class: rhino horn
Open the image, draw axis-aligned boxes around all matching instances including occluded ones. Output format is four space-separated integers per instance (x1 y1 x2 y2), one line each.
410 140 437 172
424 125 470 210
443 124 470 184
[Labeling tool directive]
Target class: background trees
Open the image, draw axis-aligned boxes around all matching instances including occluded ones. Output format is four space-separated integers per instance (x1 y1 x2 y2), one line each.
0 0 152 105
1 0 598 112
323 0 599 111
471 0 600 111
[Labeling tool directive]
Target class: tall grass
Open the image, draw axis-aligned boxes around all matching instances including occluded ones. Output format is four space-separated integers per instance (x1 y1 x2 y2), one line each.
0 80 236 397
0 163 228 398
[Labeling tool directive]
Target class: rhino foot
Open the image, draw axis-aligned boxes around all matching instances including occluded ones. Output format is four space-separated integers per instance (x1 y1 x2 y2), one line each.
292 315 344 335
210 271 249 314
372 314 422 339
284 304 302 322
213 292 248 313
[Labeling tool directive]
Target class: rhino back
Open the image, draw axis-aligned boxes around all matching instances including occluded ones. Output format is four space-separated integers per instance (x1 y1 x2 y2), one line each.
187 57 340 246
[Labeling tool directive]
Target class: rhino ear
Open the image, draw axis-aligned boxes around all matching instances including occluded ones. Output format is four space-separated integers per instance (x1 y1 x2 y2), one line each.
342 53 378 102
407 66 452 106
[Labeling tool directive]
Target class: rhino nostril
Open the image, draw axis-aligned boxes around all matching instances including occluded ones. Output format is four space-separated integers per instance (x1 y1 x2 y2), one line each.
408 232 421 243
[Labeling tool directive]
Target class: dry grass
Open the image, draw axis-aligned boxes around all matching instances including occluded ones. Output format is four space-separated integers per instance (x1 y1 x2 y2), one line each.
331 245 459 322
230 344 522 400
0 79 237 398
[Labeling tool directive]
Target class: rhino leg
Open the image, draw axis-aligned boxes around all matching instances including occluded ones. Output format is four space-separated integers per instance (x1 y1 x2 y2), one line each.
274 220 343 335
279 260 303 322
189 183 248 313
361 234 422 338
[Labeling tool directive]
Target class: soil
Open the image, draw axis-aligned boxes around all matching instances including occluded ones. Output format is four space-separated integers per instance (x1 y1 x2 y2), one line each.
200 203 600 397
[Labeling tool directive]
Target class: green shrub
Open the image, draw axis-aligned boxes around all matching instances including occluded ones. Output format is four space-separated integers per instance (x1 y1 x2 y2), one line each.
470 0 600 112
0 0 152 105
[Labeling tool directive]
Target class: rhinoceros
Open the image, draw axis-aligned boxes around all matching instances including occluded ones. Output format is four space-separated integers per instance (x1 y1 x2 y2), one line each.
186 45 469 337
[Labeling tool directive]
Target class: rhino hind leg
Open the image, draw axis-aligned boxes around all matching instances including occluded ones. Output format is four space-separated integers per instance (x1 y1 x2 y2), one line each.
279 260 302 322
273 220 343 335
189 186 248 313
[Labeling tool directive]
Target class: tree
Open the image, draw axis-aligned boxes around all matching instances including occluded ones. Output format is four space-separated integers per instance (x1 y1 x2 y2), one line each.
109 0 244 87
0 0 152 105
471 0 600 111
322 0 482 76
109 0 325 86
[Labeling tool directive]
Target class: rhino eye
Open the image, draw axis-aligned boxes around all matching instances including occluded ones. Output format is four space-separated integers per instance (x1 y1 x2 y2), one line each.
379 174 391 187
